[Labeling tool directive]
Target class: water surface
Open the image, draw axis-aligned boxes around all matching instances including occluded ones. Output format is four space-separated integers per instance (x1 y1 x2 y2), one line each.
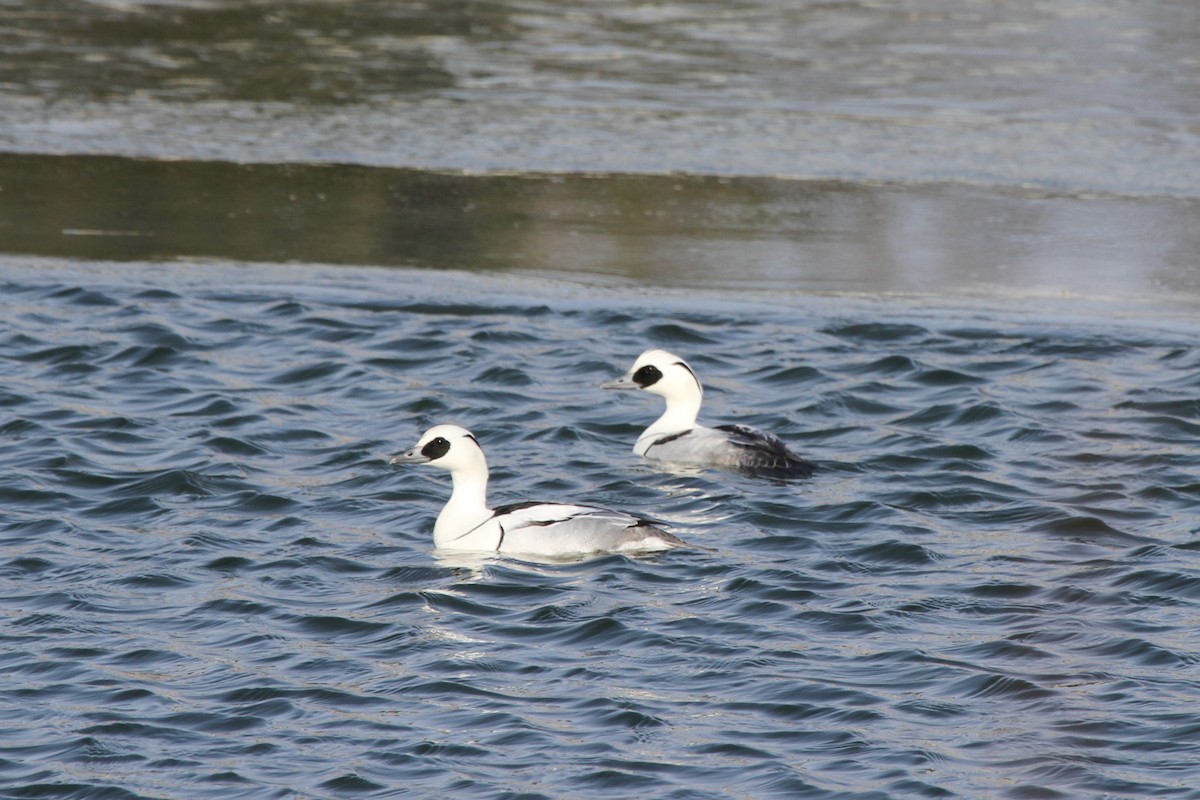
2 1 1199 797
1 258 1198 799
1 0 1197 195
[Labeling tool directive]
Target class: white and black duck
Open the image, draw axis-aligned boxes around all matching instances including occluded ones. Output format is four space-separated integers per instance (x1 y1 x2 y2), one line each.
604 349 817 477
390 424 694 556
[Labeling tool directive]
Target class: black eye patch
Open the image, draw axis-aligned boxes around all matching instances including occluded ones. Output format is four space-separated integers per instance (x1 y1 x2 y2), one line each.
632 364 663 388
421 436 451 460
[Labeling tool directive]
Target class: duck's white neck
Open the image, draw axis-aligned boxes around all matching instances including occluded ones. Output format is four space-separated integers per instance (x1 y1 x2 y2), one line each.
634 392 702 455
433 458 494 549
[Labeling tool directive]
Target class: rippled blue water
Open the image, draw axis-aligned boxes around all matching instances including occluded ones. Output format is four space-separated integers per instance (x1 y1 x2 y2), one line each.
2 258 1198 799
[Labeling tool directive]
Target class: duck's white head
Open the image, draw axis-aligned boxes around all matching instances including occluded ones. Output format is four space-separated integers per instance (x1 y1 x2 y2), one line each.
391 424 493 547
390 424 487 475
603 349 705 437
604 349 703 404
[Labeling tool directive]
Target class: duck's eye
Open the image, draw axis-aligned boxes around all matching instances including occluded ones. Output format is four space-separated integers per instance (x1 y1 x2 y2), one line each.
632 364 663 388
421 436 451 460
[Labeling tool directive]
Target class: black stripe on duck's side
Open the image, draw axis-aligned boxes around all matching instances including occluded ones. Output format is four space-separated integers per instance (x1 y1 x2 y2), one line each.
492 501 604 528
487 501 544 549
491 500 546 516
647 429 693 450
519 516 564 528
490 503 588 550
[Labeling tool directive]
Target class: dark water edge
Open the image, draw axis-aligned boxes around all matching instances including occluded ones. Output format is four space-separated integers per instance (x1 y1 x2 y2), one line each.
1 255 1199 799
2 152 1199 307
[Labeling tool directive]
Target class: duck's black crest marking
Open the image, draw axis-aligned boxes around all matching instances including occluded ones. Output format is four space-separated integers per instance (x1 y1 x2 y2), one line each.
673 360 699 384
421 436 451 460
632 364 663 388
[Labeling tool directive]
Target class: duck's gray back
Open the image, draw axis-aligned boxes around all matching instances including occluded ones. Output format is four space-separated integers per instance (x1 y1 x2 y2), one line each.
645 424 816 476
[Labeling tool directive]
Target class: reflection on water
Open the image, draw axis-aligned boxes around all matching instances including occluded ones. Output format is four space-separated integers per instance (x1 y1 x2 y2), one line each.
2 152 1198 304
